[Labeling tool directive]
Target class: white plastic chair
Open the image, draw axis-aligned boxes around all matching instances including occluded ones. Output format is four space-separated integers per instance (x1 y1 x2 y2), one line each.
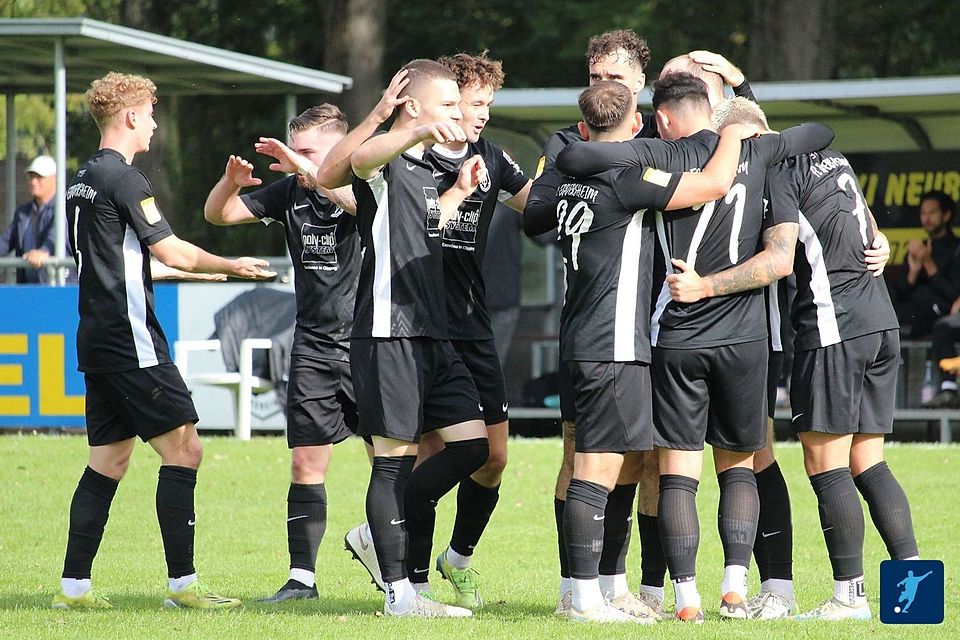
173 338 273 440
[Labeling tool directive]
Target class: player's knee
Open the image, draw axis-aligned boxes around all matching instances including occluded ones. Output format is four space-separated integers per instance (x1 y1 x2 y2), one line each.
476 447 507 483
447 438 489 475
291 447 328 482
180 435 203 469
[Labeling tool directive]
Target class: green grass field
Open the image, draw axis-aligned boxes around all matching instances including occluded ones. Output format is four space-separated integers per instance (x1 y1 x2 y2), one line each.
0 434 955 639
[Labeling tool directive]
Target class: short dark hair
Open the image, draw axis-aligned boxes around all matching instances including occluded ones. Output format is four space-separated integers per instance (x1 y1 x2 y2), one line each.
438 51 505 92
578 81 633 133
585 29 651 70
652 72 711 112
288 104 348 135
921 190 957 218
400 59 458 100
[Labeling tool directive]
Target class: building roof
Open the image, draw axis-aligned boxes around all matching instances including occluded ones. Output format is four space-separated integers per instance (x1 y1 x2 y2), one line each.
491 76 960 153
0 17 352 95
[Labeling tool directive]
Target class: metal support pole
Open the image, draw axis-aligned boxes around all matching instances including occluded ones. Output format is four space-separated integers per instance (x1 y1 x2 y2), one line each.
285 94 296 145
54 37 67 285
5 93 15 228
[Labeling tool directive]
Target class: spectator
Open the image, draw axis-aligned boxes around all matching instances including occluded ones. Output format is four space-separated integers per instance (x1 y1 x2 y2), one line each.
0 155 63 283
895 190 960 337
924 295 960 408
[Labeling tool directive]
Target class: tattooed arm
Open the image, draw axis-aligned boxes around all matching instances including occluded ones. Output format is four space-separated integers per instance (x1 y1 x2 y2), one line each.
667 222 799 302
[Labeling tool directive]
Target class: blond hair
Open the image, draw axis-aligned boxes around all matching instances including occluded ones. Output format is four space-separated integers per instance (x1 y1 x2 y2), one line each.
713 97 769 131
85 72 157 130
289 104 348 135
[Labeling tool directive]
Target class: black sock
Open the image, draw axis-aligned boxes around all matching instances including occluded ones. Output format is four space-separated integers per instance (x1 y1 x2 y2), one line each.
637 514 666 588
598 483 635 576
156 465 198 578
809 467 864 580
555 497 569 579
564 479 609 580
287 483 327 572
366 455 416 583
658 474 699 581
449 477 500 557
717 467 759 568
62 466 118 579
854 461 918 559
405 438 488 582
754 461 793 581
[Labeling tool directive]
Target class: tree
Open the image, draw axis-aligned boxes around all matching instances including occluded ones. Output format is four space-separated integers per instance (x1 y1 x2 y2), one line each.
748 0 836 80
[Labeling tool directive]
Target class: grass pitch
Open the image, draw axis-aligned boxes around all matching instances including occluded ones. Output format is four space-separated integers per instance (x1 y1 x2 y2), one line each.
0 434 956 639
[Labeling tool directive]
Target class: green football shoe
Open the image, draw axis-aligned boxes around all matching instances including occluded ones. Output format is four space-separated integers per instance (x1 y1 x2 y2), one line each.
51 589 113 610
435 549 483 610
163 580 242 610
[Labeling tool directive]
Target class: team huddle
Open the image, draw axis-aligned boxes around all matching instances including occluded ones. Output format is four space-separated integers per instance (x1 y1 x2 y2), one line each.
55 28 919 624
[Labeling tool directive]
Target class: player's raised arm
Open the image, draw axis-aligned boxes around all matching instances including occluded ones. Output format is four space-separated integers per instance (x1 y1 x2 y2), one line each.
203 155 261 225
149 234 276 280
315 69 410 189
352 122 466 180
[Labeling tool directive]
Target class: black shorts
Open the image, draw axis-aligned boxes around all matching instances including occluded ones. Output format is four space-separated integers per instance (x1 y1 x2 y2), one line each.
559 363 576 423
790 329 899 435
351 337 482 443
567 360 653 453
286 355 358 448
452 339 508 425
652 340 768 452
84 364 198 447
767 350 785 420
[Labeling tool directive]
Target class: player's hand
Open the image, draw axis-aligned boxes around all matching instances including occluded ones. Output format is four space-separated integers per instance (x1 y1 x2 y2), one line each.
255 137 308 175
864 231 890 277
688 50 745 87
225 155 262 188
372 69 411 123
721 122 763 140
666 258 709 302
23 248 49 269
415 122 467 145
230 257 277 280
456 155 487 193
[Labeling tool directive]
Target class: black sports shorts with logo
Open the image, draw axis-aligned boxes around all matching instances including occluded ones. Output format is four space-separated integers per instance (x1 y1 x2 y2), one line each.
790 329 899 435
84 364 198 446
767 350 784 421
286 355 358 447
566 360 654 453
652 339 768 452
452 338 509 425
352 337 483 443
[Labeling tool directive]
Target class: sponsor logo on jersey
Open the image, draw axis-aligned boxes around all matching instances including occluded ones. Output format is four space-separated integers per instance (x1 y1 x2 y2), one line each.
301 222 339 271
423 187 442 237
642 167 672 188
441 198 481 251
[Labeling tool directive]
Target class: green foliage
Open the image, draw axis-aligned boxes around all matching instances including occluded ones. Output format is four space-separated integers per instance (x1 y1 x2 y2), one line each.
0 435 958 639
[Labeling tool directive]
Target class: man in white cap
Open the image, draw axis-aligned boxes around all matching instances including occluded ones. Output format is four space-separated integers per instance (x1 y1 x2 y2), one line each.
0 154 61 283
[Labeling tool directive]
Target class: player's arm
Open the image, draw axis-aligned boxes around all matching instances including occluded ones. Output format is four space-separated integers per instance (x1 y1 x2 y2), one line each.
667 221 798 302
770 123 836 163
663 123 760 210
864 207 890 277
150 260 227 281
204 155 261 225
314 69 410 189
504 180 532 212
556 139 649 178
523 166 563 237
351 122 465 180
439 156 486 228
149 234 275 280
687 50 757 103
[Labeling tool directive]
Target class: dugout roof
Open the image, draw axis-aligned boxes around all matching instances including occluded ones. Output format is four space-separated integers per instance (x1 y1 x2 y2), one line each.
491 76 960 154
0 17 352 95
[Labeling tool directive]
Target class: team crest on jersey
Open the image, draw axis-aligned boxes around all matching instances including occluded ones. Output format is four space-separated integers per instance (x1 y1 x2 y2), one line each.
478 171 491 193
424 186 442 237
139 196 161 224
301 222 339 271
442 198 481 252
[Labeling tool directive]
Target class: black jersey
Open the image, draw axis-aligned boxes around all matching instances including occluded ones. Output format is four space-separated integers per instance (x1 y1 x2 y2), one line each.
524 115 659 237
556 124 834 349
352 148 448 339
770 151 899 350
426 139 528 340
66 148 174 373
240 175 359 361
761 164 800 354
557 165 681 363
